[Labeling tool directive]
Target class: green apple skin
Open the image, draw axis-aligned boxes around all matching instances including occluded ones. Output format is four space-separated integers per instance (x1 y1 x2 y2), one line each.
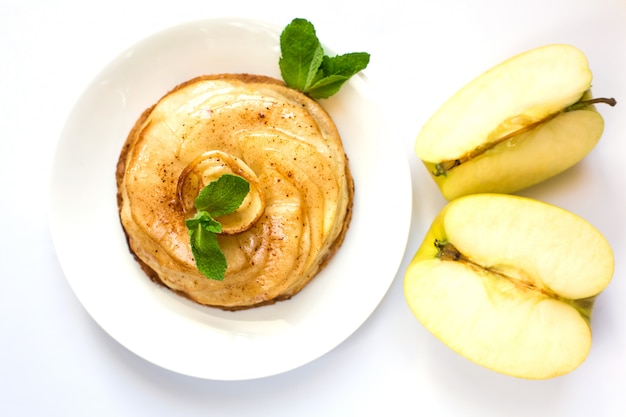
404 194 614 379
415 44 608 201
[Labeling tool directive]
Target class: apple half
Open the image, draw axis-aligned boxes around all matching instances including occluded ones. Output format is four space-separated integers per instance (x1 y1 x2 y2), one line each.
404 194 614 379
415 44 616 200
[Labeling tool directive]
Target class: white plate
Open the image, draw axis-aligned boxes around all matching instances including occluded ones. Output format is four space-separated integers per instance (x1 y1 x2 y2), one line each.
49 18 412 380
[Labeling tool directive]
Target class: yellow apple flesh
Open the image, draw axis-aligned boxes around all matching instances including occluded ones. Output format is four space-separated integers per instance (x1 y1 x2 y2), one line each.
415 44 611 200
404 194 614 379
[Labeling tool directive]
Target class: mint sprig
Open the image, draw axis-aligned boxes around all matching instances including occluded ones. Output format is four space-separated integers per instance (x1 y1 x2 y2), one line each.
279 18 370 99
186 174 250 280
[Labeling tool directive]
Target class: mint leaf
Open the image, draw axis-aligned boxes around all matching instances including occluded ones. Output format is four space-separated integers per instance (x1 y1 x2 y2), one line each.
195 174 250 218
320 52 371 76
306 74 349 99
279 18 325 92
189 225 227 281
185 174 250 280
307 53 371 99
279 18 370 98
185 211 222 234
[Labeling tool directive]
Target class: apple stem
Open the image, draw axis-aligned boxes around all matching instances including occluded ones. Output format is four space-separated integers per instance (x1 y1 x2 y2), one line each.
566 97 617 112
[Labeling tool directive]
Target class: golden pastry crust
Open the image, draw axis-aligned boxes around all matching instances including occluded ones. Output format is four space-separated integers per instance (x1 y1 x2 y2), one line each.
116 74 353 310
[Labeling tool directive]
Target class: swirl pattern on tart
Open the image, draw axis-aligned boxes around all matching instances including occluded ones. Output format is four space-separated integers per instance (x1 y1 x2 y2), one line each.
116 74 353 310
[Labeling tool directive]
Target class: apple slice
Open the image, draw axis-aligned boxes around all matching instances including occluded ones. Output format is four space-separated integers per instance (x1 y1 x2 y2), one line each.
415 44 616 200
404 194 614 379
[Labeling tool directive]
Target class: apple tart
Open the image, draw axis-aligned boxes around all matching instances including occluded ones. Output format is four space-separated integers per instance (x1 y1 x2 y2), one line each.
116 74 353 310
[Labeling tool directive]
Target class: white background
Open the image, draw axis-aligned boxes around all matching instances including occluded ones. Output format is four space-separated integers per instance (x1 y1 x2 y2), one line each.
1 0 625 416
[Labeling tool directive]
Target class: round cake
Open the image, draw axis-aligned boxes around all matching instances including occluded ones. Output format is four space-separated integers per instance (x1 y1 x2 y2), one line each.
116 74 354 310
